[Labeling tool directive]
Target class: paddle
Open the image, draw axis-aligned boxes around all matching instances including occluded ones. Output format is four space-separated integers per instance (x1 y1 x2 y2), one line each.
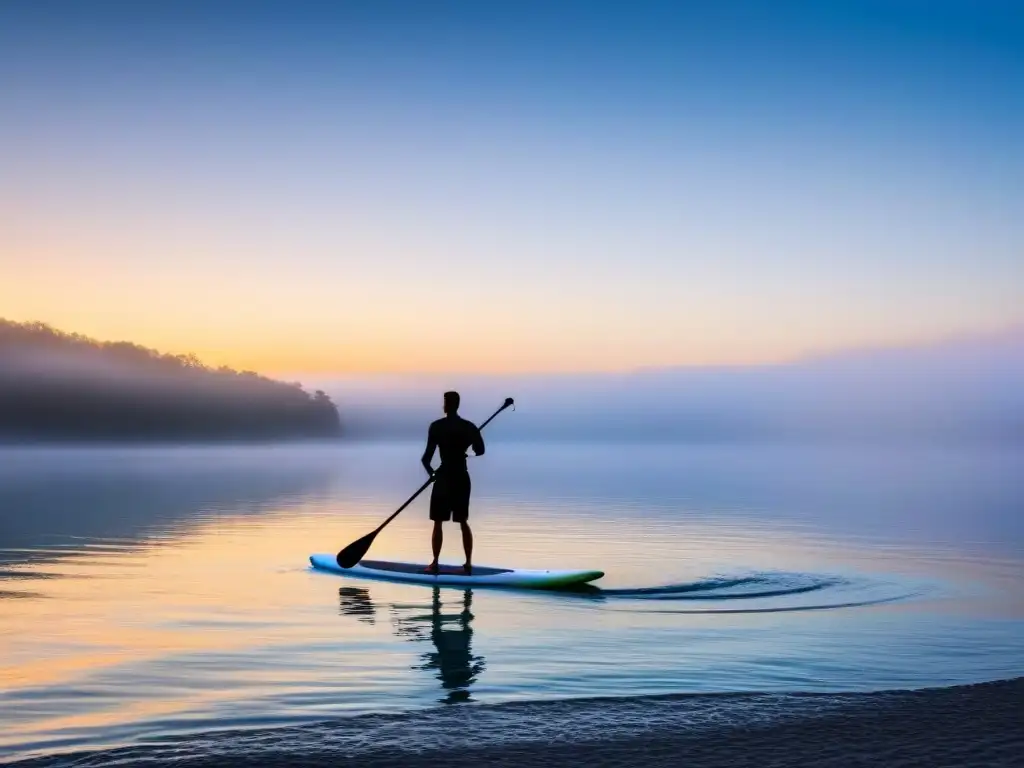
335 397 515 568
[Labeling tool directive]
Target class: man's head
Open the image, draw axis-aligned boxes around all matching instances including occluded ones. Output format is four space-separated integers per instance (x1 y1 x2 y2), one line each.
443 390 460 415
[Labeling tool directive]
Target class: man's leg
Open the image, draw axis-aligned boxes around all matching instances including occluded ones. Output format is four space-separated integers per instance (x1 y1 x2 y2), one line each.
426 478 448 574
455 472 473 574
428 520 443 572
460 521 473 573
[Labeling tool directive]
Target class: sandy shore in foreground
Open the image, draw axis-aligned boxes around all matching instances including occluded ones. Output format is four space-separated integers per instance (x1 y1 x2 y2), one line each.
13 677 1024 767
428 677 1023 768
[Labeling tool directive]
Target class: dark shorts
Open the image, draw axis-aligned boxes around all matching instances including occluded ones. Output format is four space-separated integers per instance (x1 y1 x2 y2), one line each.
430 471 471 523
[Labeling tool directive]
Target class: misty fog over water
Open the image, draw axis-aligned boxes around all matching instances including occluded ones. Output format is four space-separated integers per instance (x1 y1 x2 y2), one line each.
313 330 1024 444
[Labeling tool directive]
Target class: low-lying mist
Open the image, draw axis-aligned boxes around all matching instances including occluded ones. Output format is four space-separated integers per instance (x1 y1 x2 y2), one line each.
312 329 1024 445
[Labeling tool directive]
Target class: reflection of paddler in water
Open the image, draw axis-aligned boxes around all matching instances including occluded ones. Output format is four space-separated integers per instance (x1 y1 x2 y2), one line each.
335 586 482 704
337 586 485 703
410 588 484 704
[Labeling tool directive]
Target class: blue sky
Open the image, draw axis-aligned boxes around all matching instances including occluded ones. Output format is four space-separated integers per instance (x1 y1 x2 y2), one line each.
2 0 1022 373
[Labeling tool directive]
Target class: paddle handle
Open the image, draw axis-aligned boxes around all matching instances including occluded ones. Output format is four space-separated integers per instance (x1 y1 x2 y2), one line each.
479 397 514 430
373 397 514 534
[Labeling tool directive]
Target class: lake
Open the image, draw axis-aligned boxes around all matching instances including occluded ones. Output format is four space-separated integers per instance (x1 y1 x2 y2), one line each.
1 440 1022 762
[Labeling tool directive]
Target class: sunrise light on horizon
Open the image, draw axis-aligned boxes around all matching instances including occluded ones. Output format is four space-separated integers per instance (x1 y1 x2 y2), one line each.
3 2 1022 376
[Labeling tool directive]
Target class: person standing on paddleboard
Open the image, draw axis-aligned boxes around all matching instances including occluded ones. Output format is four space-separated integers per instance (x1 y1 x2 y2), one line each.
421 391 485 575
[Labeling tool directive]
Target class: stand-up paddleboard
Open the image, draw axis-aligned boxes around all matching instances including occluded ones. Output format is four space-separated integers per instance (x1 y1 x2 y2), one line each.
309 554 604 590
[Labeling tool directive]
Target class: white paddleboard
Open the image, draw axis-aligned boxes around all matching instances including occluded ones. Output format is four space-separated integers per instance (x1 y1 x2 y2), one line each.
309 554 604 589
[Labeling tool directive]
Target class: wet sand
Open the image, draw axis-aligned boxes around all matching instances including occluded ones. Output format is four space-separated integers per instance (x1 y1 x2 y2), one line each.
13 677 1023 767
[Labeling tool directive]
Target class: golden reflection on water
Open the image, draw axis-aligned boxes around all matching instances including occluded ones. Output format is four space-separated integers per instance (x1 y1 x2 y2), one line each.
1 488 1022 756
2 496 819 690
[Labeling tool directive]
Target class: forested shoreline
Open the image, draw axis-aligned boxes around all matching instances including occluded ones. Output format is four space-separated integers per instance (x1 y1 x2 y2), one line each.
0 320 342 441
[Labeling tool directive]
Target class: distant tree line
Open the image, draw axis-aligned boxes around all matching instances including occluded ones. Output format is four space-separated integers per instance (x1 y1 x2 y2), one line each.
0 320 342 441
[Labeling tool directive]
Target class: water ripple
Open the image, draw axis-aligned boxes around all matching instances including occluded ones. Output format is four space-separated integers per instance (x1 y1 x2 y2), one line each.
560 570 925 615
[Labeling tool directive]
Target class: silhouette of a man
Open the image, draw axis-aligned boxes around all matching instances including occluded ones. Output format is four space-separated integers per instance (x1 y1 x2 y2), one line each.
421 391 484 575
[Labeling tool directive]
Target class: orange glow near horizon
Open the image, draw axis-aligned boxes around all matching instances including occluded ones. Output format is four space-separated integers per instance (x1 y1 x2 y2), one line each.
0 270 801 375
3 0 1023 379
4 218 1022 377
4 280 1020 377
0 302 934 377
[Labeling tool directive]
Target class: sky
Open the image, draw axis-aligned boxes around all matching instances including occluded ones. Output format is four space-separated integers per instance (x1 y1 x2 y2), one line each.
2 0 1022 375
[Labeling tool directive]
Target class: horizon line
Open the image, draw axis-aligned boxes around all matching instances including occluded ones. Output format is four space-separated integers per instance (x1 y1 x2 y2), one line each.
5 316 1022 382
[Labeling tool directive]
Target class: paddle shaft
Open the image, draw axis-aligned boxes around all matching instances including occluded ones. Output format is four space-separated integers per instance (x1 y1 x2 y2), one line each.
370 400 512 535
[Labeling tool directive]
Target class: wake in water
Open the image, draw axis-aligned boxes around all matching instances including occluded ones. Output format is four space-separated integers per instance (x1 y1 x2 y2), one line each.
592 572 842 600
562 570 923 613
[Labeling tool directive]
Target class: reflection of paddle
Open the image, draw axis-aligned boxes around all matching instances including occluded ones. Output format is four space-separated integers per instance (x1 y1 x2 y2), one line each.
335 397 514 569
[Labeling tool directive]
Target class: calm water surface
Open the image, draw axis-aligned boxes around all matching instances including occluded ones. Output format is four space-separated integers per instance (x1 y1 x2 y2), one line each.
1 441 1022 761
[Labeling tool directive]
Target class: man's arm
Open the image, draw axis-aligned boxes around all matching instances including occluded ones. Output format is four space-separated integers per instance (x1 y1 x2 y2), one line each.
471 424 485 457
421 423 438 476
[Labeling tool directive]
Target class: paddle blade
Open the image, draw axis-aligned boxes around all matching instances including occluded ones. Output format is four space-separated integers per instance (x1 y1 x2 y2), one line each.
336 530 377 569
